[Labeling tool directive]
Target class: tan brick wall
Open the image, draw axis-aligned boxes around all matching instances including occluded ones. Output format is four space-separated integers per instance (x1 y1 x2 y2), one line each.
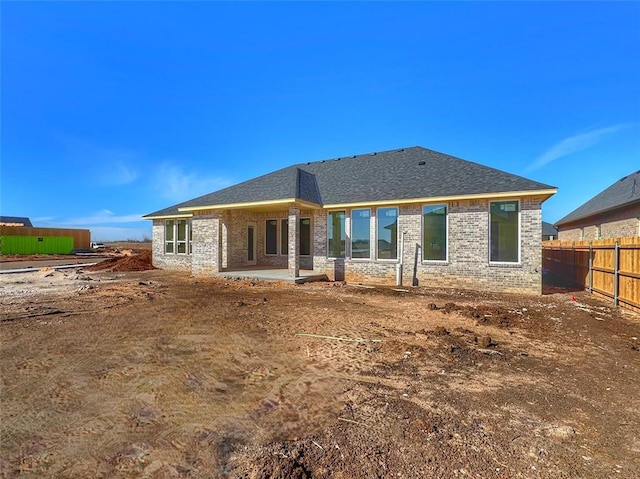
152 197 544 294
151 220 192 271
313 197 543 293
191 212 221 275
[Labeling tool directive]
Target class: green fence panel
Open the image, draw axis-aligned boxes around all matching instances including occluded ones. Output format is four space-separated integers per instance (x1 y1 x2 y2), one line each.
0 235 75 255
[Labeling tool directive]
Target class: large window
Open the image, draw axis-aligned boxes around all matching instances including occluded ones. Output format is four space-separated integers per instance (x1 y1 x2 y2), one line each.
177 219 188 253
165 220 175 253
328 211 346 258
377 207 398 260
165 219 192 255
490 201 519 263
300 218 311 256
280 219 289 255
351 209 371 259
265 219 278 255
423 205 447 261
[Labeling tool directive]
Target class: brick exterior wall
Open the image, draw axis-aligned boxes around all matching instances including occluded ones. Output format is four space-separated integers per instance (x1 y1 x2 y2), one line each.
152 197 544 294
151 220 192 271
191 212 222 275
312 197 544 294
557 203 640 240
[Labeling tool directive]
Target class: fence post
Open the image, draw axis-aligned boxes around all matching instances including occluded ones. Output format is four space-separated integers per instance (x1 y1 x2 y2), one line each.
588 242 593 294
613 241 619 306
572 243 576 286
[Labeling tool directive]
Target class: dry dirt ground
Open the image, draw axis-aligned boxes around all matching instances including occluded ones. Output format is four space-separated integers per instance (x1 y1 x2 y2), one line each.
1 259 639 478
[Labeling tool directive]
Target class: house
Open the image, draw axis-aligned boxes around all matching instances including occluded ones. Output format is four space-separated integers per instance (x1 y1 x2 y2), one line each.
0 216 33 227
554 170 640 240
542 221 558 241
144 146 556 294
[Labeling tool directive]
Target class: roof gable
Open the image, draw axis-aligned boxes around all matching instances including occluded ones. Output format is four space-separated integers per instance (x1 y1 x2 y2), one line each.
555 170 640 227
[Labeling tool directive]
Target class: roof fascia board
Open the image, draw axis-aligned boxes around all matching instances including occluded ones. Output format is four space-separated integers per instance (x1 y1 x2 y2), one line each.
177 198 322 212
143 213 193 220
323 189 557 209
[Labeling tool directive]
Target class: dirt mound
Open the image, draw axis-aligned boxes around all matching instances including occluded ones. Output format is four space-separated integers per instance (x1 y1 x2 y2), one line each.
85 251 155 272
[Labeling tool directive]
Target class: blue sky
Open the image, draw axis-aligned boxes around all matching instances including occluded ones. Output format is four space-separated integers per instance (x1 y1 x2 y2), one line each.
2 1 639 241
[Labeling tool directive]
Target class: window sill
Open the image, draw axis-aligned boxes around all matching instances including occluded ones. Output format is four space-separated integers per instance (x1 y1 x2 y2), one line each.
489 262 521 268
422 260 449 266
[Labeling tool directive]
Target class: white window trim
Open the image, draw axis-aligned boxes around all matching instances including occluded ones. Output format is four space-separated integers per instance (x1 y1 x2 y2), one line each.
176 219 189 255
265 218 279 256
165 219 192 255
488 199 521 265
421 203 449 263
165 219 175 254
327 210 346 259
376 206 399 262
350 208 372 261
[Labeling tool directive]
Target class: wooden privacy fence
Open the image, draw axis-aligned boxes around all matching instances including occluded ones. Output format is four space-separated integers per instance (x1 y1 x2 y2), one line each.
542 237 640 314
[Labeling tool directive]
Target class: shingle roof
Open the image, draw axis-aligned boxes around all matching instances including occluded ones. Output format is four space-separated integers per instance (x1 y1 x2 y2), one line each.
554 170 640 227
542 221 557 237
145 146 555 218
0 216 33 227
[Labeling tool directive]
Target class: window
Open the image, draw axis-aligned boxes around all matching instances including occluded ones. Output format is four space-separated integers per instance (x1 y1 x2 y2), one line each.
596 225 601 240
351 209 371 259
280 219 289 255
377 207 398 260
300 218 311 256
281 218 311 256
490 201 519 263
580 227 585 240
265 219 278 255
328 211 346 258
423 205 447 261
165 220 175 253
177 219 188 253
188 219 193 254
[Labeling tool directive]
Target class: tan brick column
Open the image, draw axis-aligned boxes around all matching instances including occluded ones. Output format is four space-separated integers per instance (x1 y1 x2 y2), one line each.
288 206 300 277
192 213 221 275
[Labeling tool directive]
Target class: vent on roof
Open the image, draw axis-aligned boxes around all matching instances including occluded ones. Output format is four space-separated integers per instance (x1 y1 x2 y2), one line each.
418 160 426 166
397 148 404 152
371 152 377 156
352 155 356 158
306 162 311 165
321 160 326 163
335 158 341 161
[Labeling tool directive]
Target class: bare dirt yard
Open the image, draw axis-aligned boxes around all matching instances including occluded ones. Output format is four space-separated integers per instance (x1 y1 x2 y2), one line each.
1 256 639 478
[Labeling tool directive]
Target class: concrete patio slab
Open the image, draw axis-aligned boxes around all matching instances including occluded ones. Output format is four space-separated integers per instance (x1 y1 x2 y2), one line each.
215 268 328 284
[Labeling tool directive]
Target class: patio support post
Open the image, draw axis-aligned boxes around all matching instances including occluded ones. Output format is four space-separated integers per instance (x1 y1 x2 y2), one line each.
288 206 300 278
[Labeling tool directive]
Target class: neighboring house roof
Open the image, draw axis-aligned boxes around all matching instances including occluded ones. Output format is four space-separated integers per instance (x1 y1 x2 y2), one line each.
542 221 557 237
145 146 556 218
555 170 640 227
0 216 33 227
